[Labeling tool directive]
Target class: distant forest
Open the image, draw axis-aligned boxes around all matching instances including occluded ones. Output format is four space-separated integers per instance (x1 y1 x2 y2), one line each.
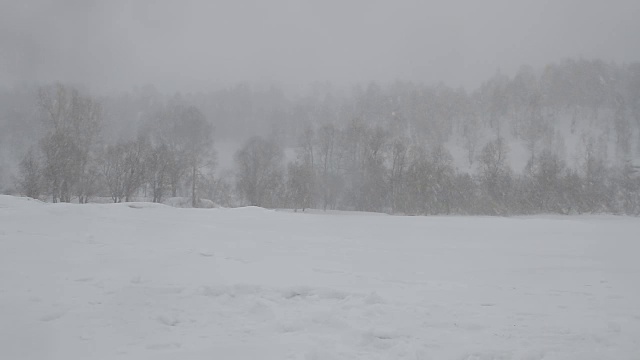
1 58 640 215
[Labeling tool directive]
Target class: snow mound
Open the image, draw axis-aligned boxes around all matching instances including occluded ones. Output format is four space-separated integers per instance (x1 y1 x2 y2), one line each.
0 195 46 209
163 197 218 208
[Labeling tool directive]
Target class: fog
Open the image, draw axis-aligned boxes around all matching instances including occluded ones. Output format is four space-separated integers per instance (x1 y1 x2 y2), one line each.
3 0 640 215
4 4 640 358
2 0 639 93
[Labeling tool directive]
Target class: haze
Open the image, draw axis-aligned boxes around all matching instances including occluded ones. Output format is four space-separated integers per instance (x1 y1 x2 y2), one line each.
2 0 639 93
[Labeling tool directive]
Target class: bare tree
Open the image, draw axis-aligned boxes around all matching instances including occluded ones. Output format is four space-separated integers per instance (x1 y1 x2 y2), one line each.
524 149 567 213
614 96 631 161
429 144 455 214
358 126 389 212
462 115 481 166
145 143 172 203
180 107 214 207
316 123 339 210
288 123 318 211
578 135 611 212
17 148 42 199
37 84 102 203
145 98 214 206
100 138 148 203
520 91 548 163
234 136 284 207
478 137 512 214
287 161 314 211
389 138 408 213
201 170 235 207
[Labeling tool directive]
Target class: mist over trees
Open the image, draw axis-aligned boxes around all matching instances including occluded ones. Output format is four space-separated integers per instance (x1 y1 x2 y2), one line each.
2 59 640 215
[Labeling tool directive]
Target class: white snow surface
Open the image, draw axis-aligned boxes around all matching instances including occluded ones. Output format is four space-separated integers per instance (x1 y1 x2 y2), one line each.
1 195 640 360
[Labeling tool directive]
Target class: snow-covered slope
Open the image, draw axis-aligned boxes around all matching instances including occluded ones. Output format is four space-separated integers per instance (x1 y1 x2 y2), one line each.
1 195 639 359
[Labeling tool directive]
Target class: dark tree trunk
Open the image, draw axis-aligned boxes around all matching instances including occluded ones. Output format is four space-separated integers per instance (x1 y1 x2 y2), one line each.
191 165 197 208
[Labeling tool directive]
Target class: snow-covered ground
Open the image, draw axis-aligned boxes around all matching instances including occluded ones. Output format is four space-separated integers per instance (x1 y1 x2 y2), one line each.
1 195 639 360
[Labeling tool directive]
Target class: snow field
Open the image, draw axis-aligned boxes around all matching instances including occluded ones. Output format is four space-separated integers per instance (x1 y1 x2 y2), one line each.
1 195 640 359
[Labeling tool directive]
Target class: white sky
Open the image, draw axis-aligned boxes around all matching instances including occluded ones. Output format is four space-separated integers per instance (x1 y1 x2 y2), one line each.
1 0 639 92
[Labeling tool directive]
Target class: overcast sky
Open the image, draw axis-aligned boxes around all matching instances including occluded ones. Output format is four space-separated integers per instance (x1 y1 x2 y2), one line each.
1 0 639 93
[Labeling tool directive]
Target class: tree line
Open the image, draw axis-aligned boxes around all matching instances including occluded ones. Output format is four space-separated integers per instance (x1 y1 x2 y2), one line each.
16 84 216 208
4 58 640 215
